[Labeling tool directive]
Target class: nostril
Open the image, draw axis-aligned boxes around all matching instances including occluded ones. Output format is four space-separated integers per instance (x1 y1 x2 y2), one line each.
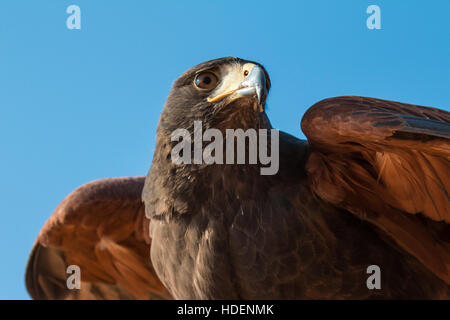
243 70 249 76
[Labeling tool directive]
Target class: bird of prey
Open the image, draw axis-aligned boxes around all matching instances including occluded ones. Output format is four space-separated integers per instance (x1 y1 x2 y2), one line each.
26 57 450 299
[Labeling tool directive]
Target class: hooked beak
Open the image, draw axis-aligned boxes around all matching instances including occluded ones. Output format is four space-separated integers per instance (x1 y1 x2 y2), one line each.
207 65 268 112
235 65 267 106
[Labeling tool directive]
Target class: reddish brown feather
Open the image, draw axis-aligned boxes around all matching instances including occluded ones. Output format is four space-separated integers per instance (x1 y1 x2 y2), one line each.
301 96 450 284
27 177 171 300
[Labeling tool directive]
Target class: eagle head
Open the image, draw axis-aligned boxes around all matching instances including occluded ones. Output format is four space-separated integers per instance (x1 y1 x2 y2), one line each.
158 57 272 135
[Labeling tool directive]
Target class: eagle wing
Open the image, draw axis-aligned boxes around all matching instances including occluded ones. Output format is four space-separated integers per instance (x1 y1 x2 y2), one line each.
301 96 450 283
26 177 171 300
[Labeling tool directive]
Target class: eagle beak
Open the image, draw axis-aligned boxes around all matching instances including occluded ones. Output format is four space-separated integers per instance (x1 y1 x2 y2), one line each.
207 65 267 112
238 65 266 106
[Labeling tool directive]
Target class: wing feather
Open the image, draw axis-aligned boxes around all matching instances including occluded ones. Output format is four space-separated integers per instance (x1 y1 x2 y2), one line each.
26 177 171 300
301 96 450 283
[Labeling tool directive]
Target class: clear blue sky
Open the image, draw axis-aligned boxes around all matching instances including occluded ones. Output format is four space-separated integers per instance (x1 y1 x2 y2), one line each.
0 1 449 299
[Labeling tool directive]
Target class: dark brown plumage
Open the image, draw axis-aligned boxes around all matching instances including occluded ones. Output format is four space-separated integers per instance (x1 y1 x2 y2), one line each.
26 57 450 299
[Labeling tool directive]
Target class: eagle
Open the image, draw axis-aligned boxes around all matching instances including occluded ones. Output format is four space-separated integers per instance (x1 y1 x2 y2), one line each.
26 57 450 299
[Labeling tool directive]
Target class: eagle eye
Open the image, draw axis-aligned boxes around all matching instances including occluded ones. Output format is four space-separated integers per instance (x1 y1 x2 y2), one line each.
194 72 219 90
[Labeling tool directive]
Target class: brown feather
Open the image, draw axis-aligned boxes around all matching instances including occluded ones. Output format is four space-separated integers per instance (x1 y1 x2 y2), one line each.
26 177 171 300
301 96 450 284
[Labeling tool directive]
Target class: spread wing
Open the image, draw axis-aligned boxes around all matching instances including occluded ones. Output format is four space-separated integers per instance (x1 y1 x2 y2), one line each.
301 96 450 284
26 177 171 300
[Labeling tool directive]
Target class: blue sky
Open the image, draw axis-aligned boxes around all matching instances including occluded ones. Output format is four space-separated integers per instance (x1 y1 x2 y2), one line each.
0 1 449 299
